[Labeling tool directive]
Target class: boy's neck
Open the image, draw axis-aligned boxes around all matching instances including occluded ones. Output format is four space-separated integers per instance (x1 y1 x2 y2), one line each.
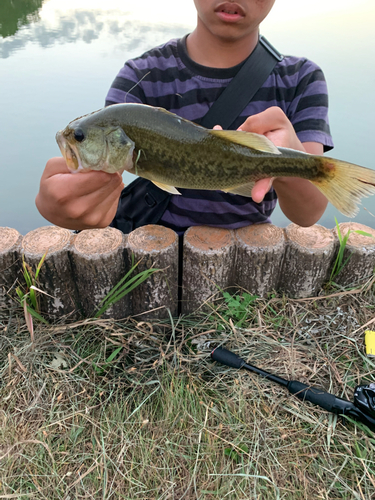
186 27 259 68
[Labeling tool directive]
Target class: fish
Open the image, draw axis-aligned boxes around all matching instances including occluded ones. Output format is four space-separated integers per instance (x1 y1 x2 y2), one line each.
56 102 375 217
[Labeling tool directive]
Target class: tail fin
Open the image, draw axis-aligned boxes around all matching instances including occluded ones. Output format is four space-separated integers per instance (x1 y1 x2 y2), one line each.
311 158 375 217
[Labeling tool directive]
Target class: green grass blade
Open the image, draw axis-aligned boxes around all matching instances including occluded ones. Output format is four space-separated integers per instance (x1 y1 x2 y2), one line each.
22 261 33 289
25 305 49 324
95 273 155 317
330 222 374 281
95 267 159 318
105 346 123 364
97 258 153 308
98 262 140 306
335 217 342 242
35 251 47 280
99 268 157 308
330 217 351 281
353 230 373 238
29 287 37 310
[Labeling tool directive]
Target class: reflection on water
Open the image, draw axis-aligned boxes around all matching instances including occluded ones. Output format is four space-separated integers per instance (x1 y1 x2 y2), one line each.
0 6 183 58
0 0 44 39
0 0 193 234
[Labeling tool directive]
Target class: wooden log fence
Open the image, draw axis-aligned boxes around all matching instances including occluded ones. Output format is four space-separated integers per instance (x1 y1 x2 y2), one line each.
127 225 179 318
70 227 129 319
279 224 337 298
0 227 23 309
182 226 236 313
1 221 375 320
235 224 285 297
332 222 375 287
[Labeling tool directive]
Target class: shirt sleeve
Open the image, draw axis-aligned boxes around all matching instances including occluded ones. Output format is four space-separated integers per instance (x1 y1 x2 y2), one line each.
286 58 334 151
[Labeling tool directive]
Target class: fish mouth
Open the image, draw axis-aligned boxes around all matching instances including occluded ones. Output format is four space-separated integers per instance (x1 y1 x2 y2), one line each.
214 2 246 19
56 131 82 172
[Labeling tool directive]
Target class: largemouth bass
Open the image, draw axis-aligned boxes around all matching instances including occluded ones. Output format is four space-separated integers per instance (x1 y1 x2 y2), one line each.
56 103 375 217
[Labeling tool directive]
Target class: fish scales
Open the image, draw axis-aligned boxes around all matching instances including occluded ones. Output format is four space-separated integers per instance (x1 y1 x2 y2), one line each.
112 110 322 188
56 103 375 217
133 134 324 190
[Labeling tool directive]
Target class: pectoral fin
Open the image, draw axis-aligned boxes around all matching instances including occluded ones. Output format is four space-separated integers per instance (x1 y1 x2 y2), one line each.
152 181 181 195
210 130 281 155
222 182 255 198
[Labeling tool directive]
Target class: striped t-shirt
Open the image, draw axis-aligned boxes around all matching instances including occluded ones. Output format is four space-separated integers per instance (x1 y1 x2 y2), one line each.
105 35 334 233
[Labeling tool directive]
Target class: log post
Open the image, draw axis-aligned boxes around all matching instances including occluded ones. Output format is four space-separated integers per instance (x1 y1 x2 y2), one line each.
70 227 129 319
181 226 236 314
0 227 23 309
279 224 337 298
21 226 79 319
332 222 375 287
126 224 179 319
234 224 285 297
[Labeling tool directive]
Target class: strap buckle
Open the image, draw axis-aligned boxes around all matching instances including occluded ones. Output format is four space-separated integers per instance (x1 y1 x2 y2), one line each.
259 35 284 62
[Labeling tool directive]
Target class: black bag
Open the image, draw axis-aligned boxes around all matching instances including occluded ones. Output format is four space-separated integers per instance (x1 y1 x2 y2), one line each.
110 177 172 234
110 37 282 234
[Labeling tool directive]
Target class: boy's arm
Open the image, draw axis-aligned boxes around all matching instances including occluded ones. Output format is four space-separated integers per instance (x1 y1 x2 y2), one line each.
239 107 328 227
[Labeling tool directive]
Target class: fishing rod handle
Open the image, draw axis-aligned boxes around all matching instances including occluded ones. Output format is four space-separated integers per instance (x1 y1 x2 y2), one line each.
287 381 351 414
211 347 245 369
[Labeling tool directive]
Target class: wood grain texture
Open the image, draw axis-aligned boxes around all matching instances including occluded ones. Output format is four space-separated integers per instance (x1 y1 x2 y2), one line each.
182 226 236 313
127 225 179 318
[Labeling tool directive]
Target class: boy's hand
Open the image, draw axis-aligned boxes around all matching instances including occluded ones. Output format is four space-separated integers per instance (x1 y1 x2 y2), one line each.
215 107 301 203
238 106 305 203
237 107 327 226
35 157 124 230
238 106 304 150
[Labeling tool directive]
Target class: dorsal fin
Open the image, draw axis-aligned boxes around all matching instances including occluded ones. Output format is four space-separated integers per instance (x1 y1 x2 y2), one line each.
210 130 281 155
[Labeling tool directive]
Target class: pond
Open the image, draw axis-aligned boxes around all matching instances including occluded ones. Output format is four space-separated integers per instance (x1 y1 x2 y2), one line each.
1 0 374 235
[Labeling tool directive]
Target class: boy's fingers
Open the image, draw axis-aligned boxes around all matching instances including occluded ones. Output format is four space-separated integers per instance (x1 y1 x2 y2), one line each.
41 157 123 196
42 157 71 177
79 177 124 209
238 107 288 135
72 171 123 198
71 184 124 228
239 107 304 151
251 178 274 203
36 176 124 230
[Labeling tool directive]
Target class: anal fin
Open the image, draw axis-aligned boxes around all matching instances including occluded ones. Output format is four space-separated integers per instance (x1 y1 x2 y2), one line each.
222 182 255 198
152 180 181 195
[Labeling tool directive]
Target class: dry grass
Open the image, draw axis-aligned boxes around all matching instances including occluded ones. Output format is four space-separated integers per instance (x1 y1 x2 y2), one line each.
1 284 375 499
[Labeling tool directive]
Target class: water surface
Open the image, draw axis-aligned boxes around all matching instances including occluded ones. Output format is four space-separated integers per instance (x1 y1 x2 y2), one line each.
0 0 374 234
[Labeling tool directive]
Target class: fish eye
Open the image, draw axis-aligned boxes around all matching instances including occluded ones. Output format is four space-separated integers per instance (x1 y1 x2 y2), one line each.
74 128 85 142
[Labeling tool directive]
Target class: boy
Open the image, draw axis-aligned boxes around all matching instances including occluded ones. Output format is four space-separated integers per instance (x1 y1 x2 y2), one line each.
36 0 332 232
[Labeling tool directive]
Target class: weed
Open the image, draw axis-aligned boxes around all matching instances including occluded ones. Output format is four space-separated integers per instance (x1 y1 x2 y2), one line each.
218 290 258 328
224 443 250 463
330 217 373 282
92 346 123 375
15 254 49 338
95 256 159 317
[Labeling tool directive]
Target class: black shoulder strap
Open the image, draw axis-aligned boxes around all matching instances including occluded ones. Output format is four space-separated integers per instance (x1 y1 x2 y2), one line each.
200 36 283 130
